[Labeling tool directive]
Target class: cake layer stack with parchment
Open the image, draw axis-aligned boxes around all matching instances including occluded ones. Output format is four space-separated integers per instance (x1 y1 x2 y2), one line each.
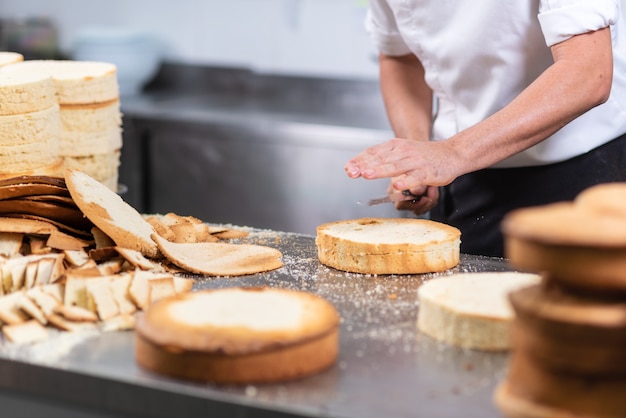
0 60 122 191
0 70 63 179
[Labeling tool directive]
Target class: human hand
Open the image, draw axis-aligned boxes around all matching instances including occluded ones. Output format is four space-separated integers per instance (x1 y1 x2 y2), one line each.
345 137 460 192
390 186 439 216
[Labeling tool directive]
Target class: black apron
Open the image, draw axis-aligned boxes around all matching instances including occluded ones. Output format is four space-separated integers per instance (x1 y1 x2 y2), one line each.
429 132 626 258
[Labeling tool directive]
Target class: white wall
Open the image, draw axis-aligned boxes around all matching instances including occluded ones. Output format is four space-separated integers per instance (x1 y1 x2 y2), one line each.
0 0 379 79
1 0 625 80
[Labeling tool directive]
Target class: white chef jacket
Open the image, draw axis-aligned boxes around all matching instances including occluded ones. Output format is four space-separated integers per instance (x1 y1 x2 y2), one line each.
365 0 626 168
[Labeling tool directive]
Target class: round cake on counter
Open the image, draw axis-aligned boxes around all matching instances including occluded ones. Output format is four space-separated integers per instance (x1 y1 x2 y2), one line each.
316 218 461 275
417 272 541 351
135 287 340 384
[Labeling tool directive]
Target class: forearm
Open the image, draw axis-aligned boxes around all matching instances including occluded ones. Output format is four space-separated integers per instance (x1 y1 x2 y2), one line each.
446 28 613 175
379 53 433 141
345 29 614 195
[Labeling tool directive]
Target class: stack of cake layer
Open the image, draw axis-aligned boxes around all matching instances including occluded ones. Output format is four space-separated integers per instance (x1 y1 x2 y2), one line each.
0 60 122 191
0 71 62 179
495 182 626 418
0 51 24 67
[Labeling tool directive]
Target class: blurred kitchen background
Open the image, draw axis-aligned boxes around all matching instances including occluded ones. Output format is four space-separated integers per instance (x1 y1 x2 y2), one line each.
1 0 624 235
0 0 378 78
0 0 404 236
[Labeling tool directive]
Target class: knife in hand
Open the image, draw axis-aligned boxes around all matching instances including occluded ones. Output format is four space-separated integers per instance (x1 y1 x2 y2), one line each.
358 190 426 207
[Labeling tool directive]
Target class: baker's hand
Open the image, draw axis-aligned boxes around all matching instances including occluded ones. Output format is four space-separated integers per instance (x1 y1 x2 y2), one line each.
344 137 460 192
387 185 439 216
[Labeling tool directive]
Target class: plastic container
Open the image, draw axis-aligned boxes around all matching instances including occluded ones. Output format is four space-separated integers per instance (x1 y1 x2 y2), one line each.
73 27 162 96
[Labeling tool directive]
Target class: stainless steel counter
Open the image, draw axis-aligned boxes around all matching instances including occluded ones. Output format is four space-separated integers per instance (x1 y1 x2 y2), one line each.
0 229 512 418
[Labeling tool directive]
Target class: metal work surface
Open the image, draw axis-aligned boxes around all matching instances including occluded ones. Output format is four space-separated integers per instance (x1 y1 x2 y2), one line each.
0 230 512 418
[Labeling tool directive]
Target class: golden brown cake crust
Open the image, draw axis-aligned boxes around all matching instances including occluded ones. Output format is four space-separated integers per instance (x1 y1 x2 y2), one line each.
152 234 283 277
502 202 626 247
496 351 626 418
135 326 339 384
494 381 590 418
505 235 626 292
65 168 158 257
136 287 340 354
509 285 626 376
497 183 626 418
134 287 340 383
316 218 461 274
502 183 626 293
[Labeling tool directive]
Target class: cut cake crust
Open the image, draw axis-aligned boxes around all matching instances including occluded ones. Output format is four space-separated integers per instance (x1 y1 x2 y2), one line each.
65 168 158 257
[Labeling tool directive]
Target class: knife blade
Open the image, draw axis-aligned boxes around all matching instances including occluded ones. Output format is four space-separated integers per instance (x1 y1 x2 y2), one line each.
358 190 426 207
358 195 392 207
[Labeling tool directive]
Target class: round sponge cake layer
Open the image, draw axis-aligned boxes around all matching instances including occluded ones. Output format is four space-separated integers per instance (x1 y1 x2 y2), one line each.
63 151 120 186
60 129 122 156
0 72 57 115
417 272 540 351
0 105 60 173
0 158 64 180
316 217 461 274
135 287 340 383
60 100 122 133
0 105 61 146
0 136 59 171
1 60 119 105
0 52 23 67
502 183 626 293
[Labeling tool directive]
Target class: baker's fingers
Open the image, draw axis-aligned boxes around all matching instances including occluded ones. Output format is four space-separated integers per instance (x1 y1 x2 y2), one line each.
401 187 429 199
346 138 458 187
385 181 424 203
345 143 385 177
390 168 429 193
396 186 439 215
345 138 415 179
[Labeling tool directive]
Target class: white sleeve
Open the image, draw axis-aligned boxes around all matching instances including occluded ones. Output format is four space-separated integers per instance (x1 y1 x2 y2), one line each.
538 0 621 46
365 0 413 56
